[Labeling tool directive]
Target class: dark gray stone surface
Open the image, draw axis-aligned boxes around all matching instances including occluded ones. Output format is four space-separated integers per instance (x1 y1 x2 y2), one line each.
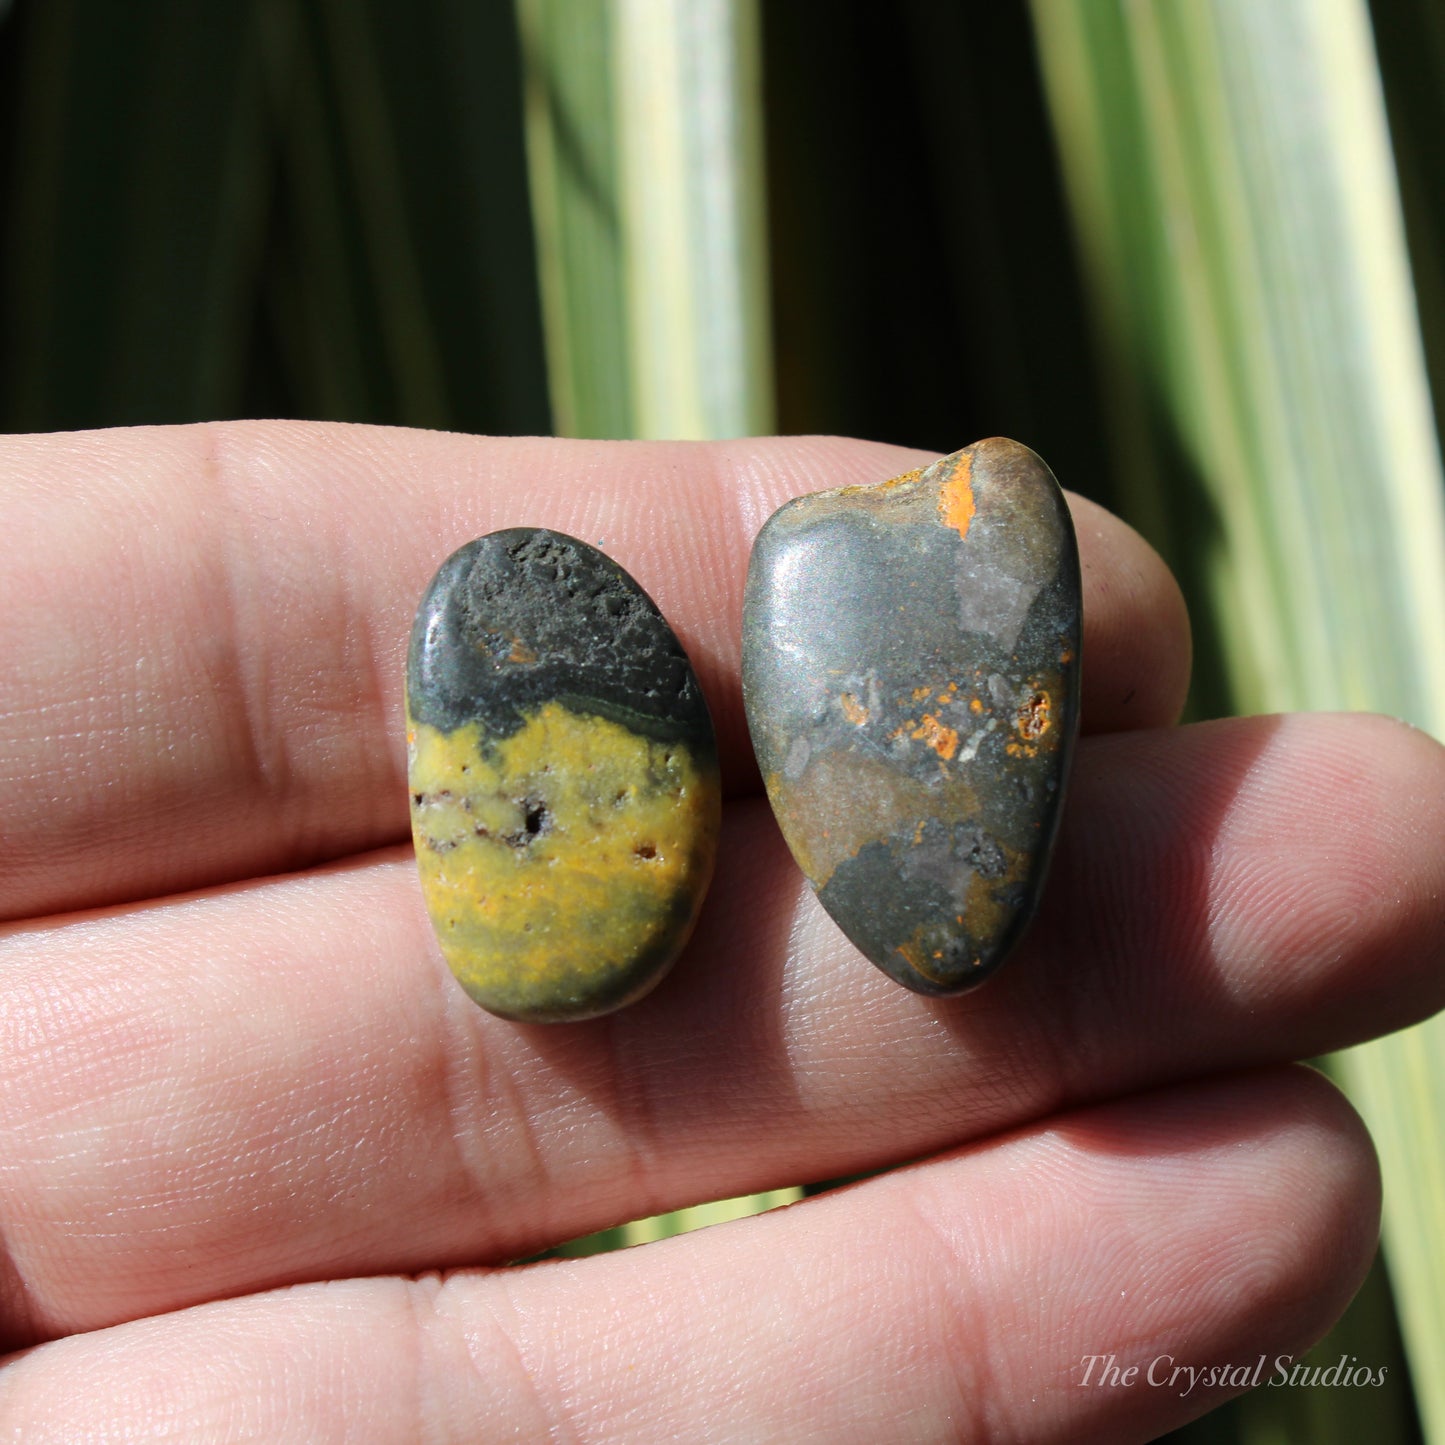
408 528 713 748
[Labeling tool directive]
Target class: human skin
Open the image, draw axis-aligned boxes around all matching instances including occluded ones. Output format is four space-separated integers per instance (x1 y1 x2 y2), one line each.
0 423 1442 1442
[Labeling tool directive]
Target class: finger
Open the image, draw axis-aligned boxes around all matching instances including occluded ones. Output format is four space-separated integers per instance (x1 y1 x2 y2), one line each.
0 423 1186 919
0 712 1437 1344
1072 491 1190 730
0 1069 1379 1445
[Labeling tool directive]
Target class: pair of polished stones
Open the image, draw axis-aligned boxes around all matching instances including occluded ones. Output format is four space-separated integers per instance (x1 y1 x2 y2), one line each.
406 437 1082 1023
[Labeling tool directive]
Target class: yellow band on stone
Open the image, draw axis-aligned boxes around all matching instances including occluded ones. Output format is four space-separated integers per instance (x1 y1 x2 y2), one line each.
408 699 720 1021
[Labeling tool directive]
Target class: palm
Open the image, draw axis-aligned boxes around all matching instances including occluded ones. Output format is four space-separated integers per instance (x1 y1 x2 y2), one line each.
1 423 1441 1443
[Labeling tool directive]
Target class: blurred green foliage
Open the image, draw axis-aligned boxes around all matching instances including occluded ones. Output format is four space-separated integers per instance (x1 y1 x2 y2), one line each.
0 0 549 432
0 1 1111 500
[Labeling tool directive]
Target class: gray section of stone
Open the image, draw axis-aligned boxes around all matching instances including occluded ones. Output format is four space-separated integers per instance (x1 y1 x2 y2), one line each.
742 440 1081 994
408 528 713 748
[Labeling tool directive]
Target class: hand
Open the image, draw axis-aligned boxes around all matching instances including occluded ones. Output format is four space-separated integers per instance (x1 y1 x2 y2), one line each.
1 424 1441 1442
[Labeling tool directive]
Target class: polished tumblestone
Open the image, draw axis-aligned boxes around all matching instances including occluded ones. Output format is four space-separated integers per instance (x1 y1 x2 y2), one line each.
406 529 720 1022
741 437 1081 995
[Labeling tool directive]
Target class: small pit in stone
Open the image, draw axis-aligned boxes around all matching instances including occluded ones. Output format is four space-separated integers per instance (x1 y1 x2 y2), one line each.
634 842 657 860
1016 690 1052 741
503 798 552 848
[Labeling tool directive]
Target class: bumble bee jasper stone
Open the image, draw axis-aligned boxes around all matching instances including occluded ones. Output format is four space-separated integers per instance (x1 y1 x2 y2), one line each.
406 529 721 1022
741 437 1081 995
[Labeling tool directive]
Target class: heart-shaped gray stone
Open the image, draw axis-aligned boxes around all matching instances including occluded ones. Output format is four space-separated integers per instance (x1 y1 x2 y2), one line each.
741 438 1081 995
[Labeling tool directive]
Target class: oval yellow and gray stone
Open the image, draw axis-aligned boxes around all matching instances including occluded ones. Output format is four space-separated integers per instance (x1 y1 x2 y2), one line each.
406 529 721 1022
741 438 1081 995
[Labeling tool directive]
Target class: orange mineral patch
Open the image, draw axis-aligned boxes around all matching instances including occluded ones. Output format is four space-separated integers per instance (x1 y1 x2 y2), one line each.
938 452 976 540
838 692 869 726
911 713 959 761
